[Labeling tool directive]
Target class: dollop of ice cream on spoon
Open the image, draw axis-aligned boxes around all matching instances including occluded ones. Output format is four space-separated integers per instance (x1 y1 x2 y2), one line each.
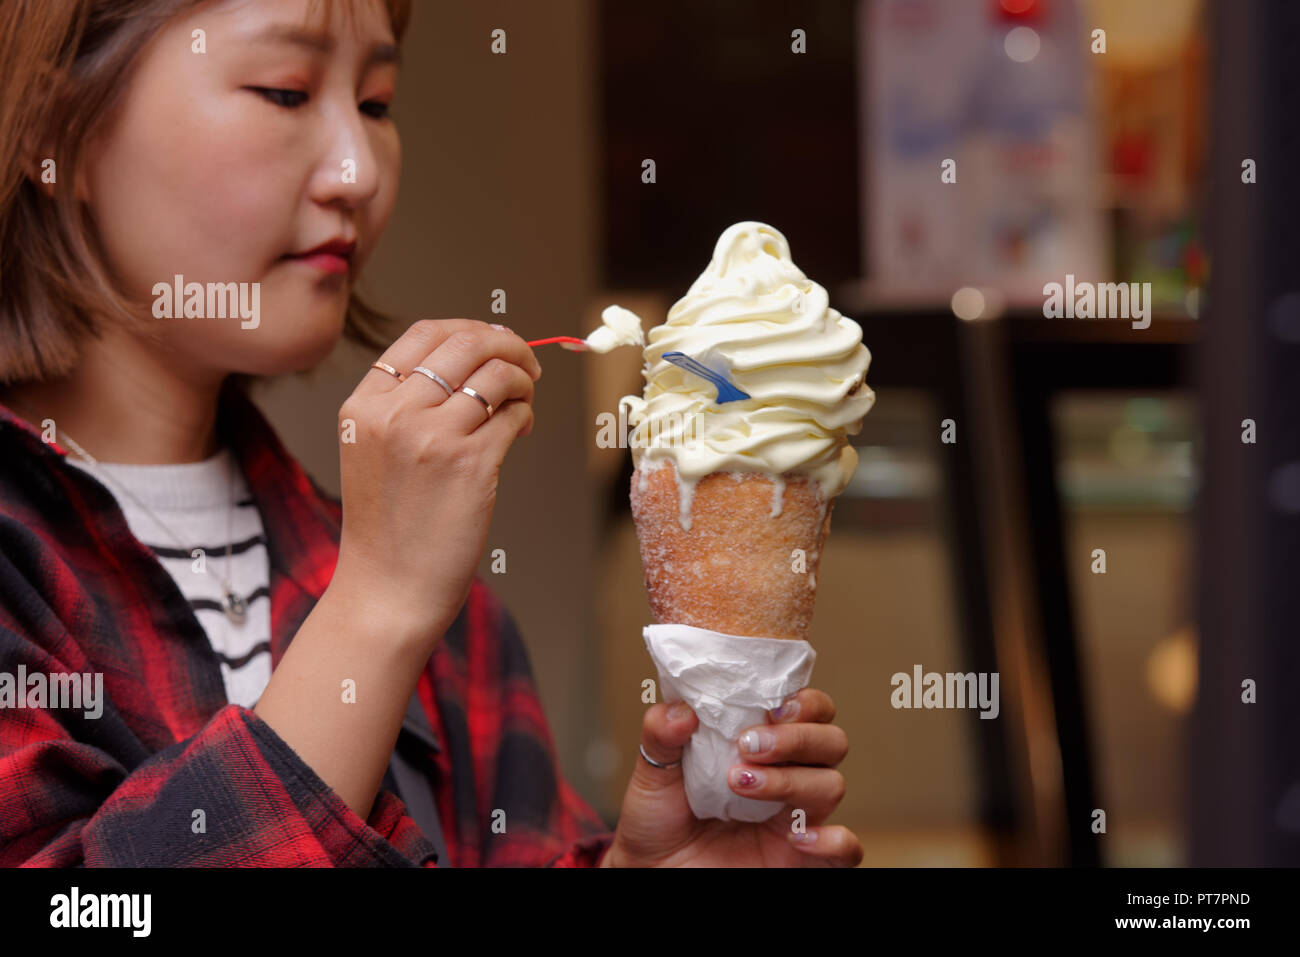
527 306 646 353
568 305 646 352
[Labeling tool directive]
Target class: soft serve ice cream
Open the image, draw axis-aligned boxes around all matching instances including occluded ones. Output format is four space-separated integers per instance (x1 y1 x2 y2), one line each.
619 221 875 528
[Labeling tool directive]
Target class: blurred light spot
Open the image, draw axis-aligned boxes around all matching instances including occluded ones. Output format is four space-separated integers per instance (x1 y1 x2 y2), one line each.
1109 424 1151 466
951 286 986 321
584 737 621 781
1000 0 1035 13
1268 292 1300 343
1184 287 1200 319
1004 26 1040 63
1146 626 1197 714
1268 462 1300 514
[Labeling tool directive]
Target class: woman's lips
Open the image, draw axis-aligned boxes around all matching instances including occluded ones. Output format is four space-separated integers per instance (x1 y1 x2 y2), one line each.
284 251 351 274
283 239 356 276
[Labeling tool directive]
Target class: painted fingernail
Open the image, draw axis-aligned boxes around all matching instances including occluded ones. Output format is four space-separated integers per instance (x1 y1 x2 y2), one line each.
668 701 692 721
739 729 775 754
790 830 818 844
731 768 764 789
770 698 800 720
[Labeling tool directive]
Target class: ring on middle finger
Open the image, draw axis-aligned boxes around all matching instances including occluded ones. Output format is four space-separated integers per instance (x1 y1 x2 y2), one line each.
411 365 457 398
457 386 494 422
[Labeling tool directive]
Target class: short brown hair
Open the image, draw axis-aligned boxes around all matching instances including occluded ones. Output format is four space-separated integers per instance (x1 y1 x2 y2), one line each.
0 0 411 384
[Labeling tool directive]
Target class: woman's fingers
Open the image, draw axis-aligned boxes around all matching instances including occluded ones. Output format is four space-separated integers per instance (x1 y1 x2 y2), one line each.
766 687 836 726
734 688 850 825
433 357 535 434
357 318 541 400
355 318 475 398
726 763 847 823
785 824 864 866
631 701 697 793
479 398 535 441
410 321 541 396
736 719 848 768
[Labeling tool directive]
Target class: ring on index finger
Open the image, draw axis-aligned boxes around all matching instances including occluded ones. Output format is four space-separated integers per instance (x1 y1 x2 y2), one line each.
371 360 405 382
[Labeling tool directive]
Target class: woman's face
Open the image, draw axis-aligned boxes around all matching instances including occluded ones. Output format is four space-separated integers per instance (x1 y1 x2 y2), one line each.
81 0 401 378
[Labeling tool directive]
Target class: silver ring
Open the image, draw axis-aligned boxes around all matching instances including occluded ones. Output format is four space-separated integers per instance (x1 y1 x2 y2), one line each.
458 386 494 421
639 743 681 770
411 366 456 398
370 360 405 382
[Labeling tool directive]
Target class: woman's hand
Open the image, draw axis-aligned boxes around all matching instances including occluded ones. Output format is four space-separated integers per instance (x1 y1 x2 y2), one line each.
602 688 862 867
331 318 542 646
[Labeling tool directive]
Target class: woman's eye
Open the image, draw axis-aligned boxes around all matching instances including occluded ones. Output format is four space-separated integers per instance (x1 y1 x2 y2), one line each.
247 87 390 118
249 87 308 108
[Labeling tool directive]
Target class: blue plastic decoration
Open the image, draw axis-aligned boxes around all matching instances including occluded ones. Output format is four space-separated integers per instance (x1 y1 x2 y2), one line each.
661 351 751 404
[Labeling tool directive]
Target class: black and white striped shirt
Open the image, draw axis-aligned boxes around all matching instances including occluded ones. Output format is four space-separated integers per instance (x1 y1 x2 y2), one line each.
67 449 272 709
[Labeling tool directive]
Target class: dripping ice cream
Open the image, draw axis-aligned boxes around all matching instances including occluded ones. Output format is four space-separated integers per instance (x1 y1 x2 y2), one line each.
620 222 874 533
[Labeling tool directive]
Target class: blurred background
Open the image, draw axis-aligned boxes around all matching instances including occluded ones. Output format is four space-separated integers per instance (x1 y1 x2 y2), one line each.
251 0 1300 866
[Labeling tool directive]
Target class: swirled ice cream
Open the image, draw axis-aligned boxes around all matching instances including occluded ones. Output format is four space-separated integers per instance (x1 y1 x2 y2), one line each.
619 222 874 527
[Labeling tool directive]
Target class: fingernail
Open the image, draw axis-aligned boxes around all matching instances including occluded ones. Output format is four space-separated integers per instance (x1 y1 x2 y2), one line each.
770 698 800 721
739 729 775 754
668 701 692 721
490 323 510 332
731 767 764 789
789 830 818 844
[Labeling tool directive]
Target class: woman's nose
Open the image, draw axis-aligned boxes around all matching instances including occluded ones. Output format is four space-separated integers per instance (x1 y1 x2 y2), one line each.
309 106 383 208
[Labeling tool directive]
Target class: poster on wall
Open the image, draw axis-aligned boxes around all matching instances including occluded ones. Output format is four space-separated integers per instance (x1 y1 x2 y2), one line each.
858 0 1107 307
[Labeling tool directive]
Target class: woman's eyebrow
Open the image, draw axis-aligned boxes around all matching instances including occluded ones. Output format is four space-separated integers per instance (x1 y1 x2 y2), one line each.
243 24 400 68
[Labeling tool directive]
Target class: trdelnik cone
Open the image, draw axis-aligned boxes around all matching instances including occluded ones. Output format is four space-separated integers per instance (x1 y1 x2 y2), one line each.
629 460 833 641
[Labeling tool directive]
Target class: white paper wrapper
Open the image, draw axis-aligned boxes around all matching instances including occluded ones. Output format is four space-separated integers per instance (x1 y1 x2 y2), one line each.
642 623 817 822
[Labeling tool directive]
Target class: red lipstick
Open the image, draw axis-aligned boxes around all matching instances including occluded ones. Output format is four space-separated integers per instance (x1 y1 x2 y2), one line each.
283 238 356 275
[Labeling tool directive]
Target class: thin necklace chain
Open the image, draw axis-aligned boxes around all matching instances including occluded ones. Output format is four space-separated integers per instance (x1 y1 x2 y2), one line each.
8 401 247 625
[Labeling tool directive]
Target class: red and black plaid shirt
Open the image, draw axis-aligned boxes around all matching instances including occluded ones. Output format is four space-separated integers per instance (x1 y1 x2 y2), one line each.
0 381 614 867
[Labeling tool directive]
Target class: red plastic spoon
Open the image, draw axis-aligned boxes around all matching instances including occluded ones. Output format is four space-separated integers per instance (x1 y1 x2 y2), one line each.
526 336 589 351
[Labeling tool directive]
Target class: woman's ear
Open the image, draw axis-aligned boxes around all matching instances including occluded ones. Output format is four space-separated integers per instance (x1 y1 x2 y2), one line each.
19 128 59 200
22 134 94 204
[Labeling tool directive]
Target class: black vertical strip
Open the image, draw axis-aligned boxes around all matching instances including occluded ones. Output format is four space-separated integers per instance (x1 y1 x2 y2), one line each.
936 319 1020 856
1193 0 1300 865
1009 356 1098 867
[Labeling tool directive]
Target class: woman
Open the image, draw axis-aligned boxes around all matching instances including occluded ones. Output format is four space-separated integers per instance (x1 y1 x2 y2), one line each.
0 0 861 867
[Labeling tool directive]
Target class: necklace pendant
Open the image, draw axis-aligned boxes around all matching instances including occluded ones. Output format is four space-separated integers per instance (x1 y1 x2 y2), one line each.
223 589 247 625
